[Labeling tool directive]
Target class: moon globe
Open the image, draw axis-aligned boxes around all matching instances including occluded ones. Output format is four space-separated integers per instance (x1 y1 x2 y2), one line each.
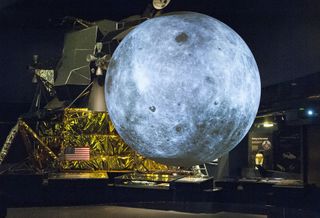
105 12 261 167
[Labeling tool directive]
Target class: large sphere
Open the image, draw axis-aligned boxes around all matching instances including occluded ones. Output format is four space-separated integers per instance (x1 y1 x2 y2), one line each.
105 12 261 166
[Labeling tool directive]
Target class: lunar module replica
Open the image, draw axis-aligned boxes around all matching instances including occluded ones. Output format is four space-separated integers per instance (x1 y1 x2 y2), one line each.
0 0 261 190
0 1 187 178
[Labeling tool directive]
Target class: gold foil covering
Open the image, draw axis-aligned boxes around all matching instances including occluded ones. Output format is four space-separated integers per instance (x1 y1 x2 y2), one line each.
35 69 54 85
35 69 55 94
19 120 58 169
1 109 168 172
41 108 168 172
0 122 19 165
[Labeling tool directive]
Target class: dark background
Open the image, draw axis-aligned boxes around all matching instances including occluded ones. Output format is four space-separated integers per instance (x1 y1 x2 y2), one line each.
0 0 320 105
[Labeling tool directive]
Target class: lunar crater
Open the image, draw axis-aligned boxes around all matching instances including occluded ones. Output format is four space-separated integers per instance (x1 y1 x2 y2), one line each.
205 76 215 85
149 106 156 112
175 125 183 133
175 32 188 43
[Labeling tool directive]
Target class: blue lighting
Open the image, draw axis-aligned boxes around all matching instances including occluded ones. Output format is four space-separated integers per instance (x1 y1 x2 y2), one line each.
307 109 314 116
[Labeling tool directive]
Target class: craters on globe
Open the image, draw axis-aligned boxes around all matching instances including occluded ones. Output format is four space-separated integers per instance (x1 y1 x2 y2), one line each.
105 12 261 167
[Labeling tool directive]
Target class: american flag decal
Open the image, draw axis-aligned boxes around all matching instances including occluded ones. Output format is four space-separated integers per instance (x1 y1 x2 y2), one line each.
64 147 90 161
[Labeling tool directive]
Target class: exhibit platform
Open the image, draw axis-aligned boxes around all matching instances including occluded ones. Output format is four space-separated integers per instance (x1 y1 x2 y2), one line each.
0 170 319 218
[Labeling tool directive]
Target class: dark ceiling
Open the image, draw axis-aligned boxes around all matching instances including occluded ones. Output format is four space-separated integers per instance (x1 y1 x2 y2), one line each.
1 0 319 28
1 0 320 103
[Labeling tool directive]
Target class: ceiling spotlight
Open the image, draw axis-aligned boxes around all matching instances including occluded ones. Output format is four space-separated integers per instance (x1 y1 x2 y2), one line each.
263 122 274 128
307 109 314 116
153 0 171 10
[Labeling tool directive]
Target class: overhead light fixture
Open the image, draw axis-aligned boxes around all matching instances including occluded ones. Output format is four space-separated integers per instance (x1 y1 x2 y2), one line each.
153 0 171 10
263 122 274 128
307 109 314 116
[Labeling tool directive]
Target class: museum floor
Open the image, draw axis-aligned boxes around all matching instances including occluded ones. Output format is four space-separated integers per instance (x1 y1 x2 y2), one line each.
6 206 267 218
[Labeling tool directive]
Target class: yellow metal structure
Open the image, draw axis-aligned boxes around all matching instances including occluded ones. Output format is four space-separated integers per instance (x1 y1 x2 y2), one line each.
36 108 168 171
1 108 168 172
